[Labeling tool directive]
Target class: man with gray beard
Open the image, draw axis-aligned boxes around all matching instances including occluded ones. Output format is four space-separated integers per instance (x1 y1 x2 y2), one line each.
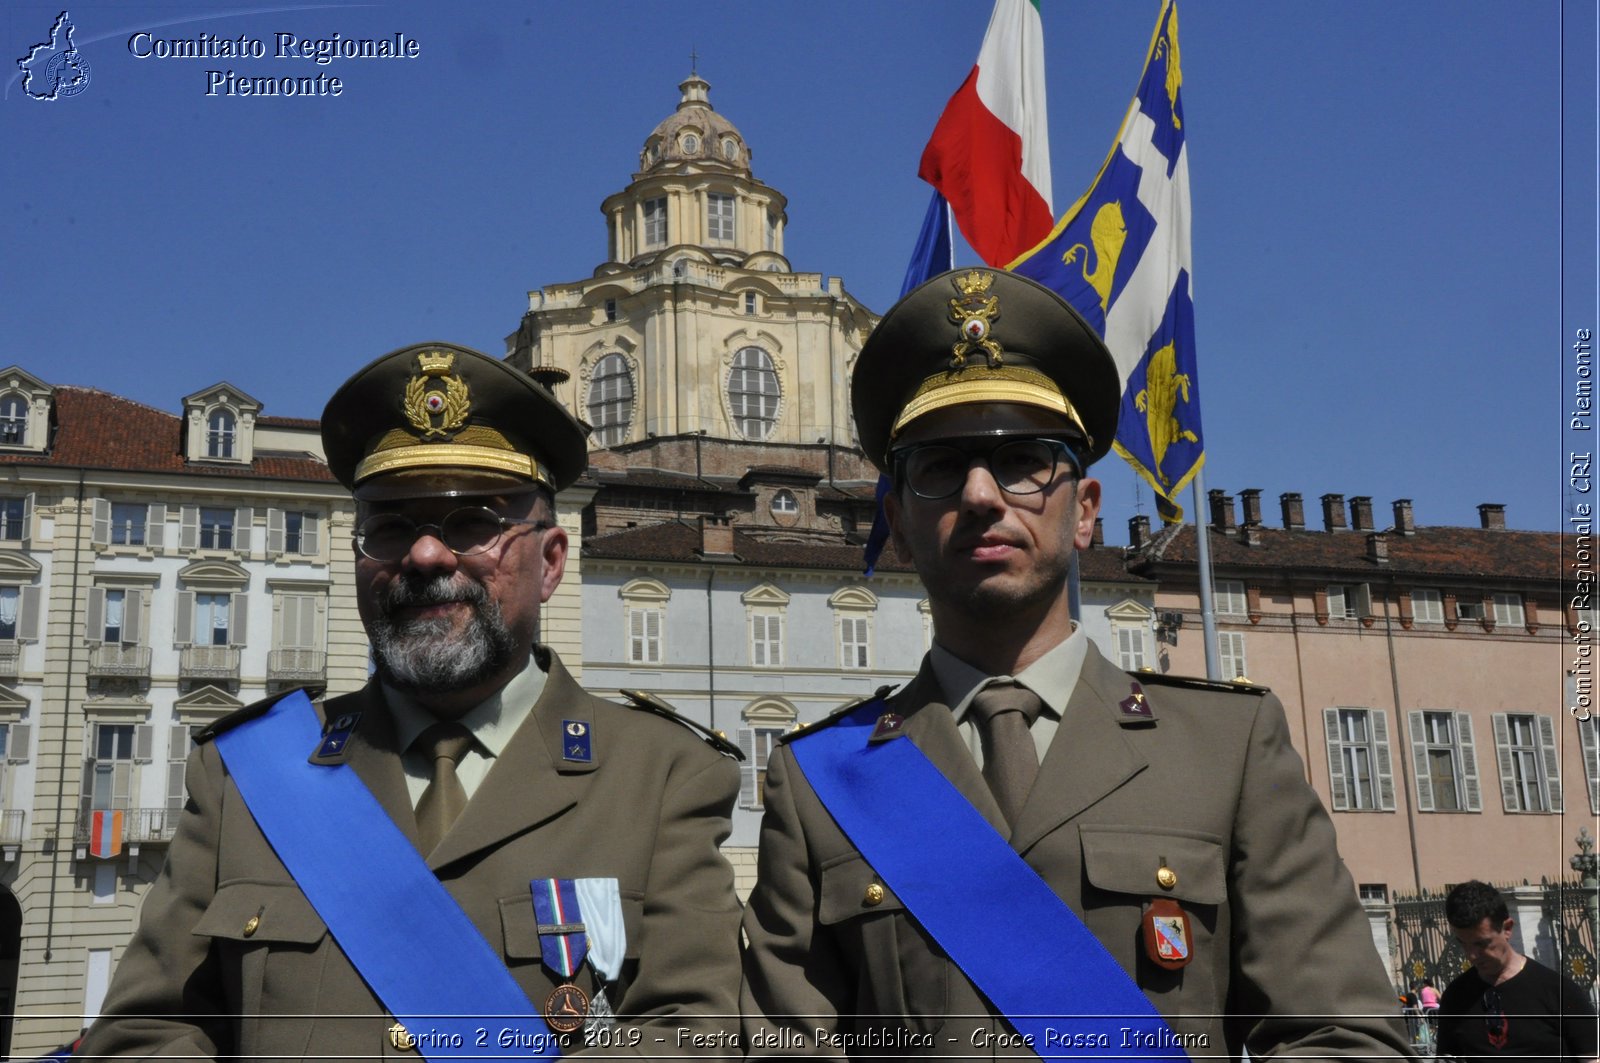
81 342 743 1061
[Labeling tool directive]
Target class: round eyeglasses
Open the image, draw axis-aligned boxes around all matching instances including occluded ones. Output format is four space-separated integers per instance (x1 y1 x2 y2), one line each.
354 507 552 563
894 437 1080 500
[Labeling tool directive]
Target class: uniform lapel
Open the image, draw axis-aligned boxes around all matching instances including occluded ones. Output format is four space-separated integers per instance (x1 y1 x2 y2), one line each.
339 684 421 849
1009 644 1148 856
427 650 592 870
896 664 1011 838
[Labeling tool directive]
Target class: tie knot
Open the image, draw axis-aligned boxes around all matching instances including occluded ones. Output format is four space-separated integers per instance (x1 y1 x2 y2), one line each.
416 721 474 766
971 682 1043 726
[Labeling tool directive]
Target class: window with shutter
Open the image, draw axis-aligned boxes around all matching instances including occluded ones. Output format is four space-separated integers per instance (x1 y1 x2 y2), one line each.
1324 708 1395 811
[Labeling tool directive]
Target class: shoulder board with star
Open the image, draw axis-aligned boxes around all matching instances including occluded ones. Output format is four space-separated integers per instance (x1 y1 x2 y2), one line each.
194 688 309 745
1130 669 1270 695
778 685 899 746
619 689 744 760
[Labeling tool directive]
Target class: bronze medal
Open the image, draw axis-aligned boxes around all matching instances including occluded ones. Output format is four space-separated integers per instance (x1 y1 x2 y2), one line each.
543 983 590 1033
1142 897 1193 970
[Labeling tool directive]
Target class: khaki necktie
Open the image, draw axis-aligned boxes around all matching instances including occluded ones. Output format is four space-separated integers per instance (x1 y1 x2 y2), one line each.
970 682 1045 828
414 722 474 854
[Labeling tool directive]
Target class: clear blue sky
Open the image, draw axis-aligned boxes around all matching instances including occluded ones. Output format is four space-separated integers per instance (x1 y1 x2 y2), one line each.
3 1 1593 541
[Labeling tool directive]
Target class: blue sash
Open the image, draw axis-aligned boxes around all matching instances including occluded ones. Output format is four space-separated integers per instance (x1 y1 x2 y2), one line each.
212 691 559 1060
789 699 1187 1061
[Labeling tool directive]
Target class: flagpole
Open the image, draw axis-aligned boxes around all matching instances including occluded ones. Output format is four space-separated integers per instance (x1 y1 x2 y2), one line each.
1190 467 1220 680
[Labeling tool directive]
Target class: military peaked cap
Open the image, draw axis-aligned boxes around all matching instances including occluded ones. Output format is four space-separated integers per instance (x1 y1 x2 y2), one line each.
852 269 1120 472
321 342 589 498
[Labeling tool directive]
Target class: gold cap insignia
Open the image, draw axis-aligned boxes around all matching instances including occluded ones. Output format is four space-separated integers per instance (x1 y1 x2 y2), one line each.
403 351 471 439
947 269 1004 369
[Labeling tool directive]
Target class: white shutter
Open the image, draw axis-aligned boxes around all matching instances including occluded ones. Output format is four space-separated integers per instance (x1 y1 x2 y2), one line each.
174 591 195 646
1372 710 1396 811
1581 720 1600 814
1492 713 1518 811
168 723 191 761
1408 711 1434 812
1323 708 1349 811
166 760 188 811
20 494 32 545
123 589 144 645
86 587 106 643
628 608 644 663
180 506 199 550
278 594 299 649
146 504 166 549
302 596 321 650
91 498 111 547
1537 714 1563 813
737 727 758 808
229 592 249 647
1457 713 1482 811
18 585 39 641
133 723 154 763
234 508 252 553
267 508 286 555
301 514 320 556
5 723 29 763
1354 583 1373 619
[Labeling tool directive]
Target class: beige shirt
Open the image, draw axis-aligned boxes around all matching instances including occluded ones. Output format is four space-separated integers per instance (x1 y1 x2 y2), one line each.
386 654 548 805
931 623 1089 768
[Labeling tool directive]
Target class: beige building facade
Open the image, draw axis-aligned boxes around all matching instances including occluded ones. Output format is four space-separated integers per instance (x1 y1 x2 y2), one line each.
0 371 372 1058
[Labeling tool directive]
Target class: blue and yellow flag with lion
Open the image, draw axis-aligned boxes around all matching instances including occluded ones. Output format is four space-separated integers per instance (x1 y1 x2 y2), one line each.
1011 0 1201 522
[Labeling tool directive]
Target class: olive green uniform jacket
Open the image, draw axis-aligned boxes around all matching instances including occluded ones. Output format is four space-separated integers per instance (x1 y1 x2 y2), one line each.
740 644 1411 1060
80 649 742 1061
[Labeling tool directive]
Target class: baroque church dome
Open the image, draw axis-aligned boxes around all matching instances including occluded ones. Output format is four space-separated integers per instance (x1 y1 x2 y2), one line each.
641 73 750 173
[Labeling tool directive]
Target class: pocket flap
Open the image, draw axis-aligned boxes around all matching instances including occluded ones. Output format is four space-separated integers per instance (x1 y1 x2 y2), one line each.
196 881 327 944
1079 825 1226 904
817 853 903 925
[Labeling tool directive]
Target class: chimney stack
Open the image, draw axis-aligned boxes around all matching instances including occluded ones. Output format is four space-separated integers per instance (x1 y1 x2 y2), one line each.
1209 489 1237 534
1240 488 1263 526
1280 492 1305 531
1367 532 1389 564
1129 514 1151 549
1478 503 1506 530
699 515 735 556
1350 496 1375 532
1321 493 1348 532
1092 517 1104 547
1393 499 1415 536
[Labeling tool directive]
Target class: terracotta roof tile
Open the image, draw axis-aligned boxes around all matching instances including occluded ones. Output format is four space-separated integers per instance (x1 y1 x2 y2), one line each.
0 388 335 482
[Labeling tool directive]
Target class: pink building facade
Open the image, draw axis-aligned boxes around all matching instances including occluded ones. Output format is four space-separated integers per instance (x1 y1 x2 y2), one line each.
1130 491 1593 900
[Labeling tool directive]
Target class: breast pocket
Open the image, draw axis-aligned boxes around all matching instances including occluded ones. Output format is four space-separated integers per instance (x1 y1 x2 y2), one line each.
196 880 331 1052
816 852 946 1035
1078 825 1225 1028
499 888 644 992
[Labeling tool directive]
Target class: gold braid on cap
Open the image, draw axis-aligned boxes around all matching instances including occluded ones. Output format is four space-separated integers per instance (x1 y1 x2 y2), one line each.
354 442 552 489
889 365 1092 449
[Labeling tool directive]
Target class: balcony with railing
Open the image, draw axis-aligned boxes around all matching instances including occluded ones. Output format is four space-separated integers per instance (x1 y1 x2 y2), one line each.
87 643 152 680
0 808 24 846
0 640 18 679
74 805 179 846
268 648 326 689
180 645 240 686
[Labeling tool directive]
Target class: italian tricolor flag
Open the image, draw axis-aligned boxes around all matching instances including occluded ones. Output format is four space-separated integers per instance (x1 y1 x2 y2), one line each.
919 0 1052 268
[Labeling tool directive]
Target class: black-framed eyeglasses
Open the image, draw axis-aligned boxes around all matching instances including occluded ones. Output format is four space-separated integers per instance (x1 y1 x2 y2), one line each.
893 437 1081 500
354 507 552 562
